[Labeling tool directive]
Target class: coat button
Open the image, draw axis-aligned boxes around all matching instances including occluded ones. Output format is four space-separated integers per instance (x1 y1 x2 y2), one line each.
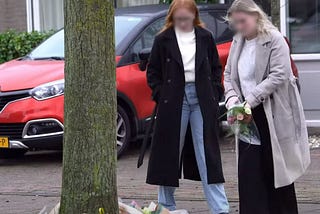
166 58 171 62
164 99 168 104
167 79 172 83
260 97 265 102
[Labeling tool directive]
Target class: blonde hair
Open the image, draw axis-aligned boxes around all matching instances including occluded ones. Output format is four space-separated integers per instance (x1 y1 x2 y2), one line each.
226 0 277 35
160 0 205 33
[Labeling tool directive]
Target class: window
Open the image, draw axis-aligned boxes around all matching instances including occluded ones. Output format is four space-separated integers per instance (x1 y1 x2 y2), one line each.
115 16 145 47
27 0 64 32
117 0 158 7
200 12 234 43
129 18 165 63
29 29 64 59
39 0 64 31
288 0 320 54
225 0 271 15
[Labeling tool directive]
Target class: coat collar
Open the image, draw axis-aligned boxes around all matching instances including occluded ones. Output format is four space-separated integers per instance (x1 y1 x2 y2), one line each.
195 26 209 72
162 26 208 72
162 26 208 40
162 27 184 67
233 32 272 45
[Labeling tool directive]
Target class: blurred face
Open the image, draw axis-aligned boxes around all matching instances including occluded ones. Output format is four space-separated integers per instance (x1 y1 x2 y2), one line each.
230 11 258 38
173 8 195 32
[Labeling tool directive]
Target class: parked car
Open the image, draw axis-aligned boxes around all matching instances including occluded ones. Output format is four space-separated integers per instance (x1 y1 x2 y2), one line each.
0 4 298 158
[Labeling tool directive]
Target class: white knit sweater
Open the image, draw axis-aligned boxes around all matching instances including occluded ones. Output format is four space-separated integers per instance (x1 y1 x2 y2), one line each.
175 28 196 83
238 38 258 99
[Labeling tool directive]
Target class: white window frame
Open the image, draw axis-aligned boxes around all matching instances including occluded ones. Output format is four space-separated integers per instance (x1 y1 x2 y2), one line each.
26 0 41 32
280 0 320 60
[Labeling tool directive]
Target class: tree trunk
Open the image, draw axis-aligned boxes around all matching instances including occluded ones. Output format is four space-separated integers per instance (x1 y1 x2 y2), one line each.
271 0 280 29
60 0 118 213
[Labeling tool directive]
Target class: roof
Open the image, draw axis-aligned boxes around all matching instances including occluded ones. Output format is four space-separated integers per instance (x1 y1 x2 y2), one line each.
115 4 230 17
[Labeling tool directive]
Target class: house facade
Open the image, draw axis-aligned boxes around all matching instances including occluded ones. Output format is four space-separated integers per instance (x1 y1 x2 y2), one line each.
0 0 159 33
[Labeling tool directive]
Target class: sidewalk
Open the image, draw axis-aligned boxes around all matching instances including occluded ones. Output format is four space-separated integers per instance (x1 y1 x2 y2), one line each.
118 138 320 213
0 137 319 213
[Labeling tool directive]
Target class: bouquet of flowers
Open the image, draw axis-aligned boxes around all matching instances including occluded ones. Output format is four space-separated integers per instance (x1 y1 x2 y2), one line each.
226 103 261 156
119 200 189 214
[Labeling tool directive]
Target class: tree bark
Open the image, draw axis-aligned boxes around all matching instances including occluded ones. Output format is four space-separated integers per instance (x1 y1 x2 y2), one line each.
60 0 118 213
271 0 280 29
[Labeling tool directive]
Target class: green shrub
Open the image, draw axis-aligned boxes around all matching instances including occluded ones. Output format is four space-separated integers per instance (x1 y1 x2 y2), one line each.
0 31 54 64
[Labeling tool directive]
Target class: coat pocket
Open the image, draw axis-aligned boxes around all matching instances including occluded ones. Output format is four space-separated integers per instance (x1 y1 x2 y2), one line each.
273 114 296 142
271 88 297 142
288 77 304 139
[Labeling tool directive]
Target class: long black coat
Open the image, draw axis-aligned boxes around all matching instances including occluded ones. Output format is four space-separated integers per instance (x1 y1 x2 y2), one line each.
146 26 225 187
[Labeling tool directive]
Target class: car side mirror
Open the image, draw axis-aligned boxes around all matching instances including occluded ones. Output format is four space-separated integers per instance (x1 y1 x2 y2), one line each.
138 48 151 71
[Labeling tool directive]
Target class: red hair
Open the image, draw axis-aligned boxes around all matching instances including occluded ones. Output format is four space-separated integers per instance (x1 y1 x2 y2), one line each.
160 0 205 33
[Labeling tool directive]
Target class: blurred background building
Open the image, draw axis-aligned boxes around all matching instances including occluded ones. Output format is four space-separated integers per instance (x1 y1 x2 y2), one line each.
1 0 319 53
0 0 319 126
1 0 318 56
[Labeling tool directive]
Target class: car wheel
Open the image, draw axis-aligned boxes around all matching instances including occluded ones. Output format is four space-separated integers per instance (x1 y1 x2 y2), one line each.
117 106 131 158
0 149 27 159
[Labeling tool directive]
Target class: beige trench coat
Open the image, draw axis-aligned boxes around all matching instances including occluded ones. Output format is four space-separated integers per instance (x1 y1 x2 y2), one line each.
224 30 311 188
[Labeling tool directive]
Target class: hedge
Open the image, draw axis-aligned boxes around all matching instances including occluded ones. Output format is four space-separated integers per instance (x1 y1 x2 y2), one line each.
0 31 54 64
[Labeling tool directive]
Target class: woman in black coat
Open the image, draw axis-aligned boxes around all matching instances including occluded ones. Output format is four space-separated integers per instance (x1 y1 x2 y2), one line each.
146 0 229 213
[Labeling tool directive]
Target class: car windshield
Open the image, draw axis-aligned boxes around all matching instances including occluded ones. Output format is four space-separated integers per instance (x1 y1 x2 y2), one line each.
28 16 144 59
28 30 64 59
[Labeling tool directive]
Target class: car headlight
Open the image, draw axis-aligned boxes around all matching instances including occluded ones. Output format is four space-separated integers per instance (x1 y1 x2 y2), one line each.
30 79 64 100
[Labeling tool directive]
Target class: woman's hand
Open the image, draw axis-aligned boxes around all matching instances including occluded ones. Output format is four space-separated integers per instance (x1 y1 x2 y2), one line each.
226 96 240 109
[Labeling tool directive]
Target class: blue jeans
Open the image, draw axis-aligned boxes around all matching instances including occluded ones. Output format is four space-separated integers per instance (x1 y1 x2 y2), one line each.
158 83 229 214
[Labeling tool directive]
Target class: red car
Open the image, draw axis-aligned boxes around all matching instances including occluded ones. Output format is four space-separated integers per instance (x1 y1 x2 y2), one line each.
0 4 296 158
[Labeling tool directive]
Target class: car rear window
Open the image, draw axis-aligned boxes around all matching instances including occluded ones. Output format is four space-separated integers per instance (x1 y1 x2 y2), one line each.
200 12 234 43
115 16 145 46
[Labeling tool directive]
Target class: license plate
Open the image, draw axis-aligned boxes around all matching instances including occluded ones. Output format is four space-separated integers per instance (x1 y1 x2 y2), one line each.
0 137 9 148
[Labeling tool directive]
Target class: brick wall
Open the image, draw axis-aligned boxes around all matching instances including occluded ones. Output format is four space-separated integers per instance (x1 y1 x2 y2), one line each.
0 0 27 32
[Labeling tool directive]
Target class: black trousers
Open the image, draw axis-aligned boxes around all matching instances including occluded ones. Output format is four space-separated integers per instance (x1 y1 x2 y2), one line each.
238 104 298 214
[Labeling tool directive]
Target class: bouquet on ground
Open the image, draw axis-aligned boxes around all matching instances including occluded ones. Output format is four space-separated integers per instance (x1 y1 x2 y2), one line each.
226 102 261 147
119 200 189 214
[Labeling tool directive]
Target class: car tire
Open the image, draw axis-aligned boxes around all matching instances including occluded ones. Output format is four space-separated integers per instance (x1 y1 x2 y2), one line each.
117 106 131 158
0 149 27 159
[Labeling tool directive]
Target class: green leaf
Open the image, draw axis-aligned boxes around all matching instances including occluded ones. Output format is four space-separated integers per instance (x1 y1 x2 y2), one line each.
0 30 55 64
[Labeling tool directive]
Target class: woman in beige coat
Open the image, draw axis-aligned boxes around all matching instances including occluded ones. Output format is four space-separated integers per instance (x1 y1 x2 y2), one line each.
224 0 311 213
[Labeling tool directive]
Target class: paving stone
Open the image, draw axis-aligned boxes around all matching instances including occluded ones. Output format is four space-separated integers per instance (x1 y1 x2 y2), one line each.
0 139 319 213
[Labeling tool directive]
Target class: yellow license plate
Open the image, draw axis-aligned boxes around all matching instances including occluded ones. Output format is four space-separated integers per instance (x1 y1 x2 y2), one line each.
0 137 9 148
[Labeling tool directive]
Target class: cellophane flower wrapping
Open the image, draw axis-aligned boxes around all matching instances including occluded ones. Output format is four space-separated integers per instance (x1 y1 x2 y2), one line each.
227 103 261 160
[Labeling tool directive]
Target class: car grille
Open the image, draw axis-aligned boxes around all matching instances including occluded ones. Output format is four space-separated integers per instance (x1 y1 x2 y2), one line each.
0 123 25 139
0 90 30 111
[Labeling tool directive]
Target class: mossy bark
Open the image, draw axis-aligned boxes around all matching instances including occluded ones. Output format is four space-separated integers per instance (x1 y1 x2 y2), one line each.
60 0 118 213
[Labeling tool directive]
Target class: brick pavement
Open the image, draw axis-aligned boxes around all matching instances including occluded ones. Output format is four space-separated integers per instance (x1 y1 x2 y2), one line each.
0 139 319 213
117 140 320 213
